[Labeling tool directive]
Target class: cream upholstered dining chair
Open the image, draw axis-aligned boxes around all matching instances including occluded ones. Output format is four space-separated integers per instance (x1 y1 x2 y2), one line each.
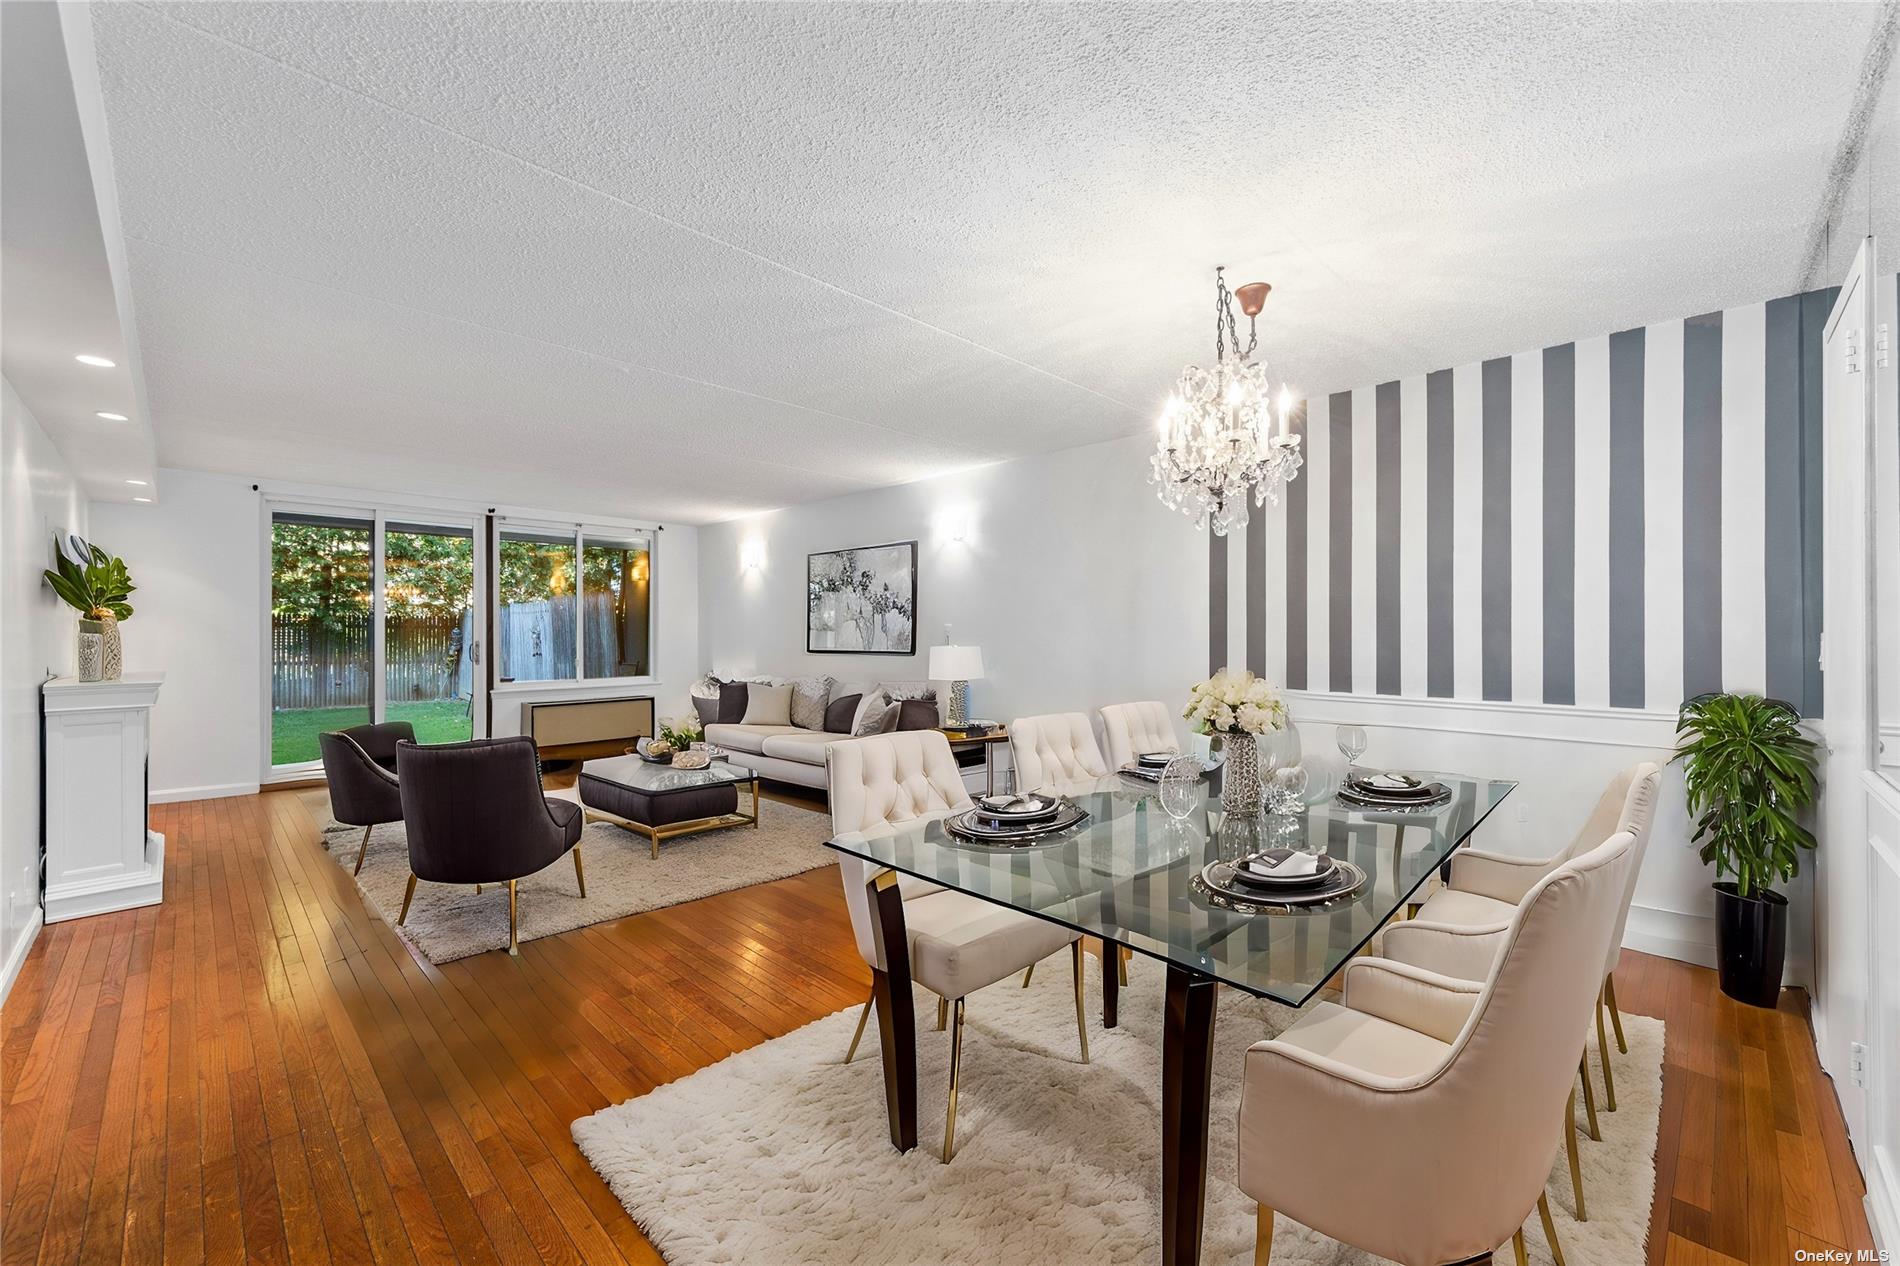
1008 712 1109 792
1239 830 1639 1266
827 730 1088 1162
1388 762 1662 1125
1098 700 1180 772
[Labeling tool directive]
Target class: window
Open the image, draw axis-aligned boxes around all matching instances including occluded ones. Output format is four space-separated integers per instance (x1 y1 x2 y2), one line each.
269 513 373 765
496 523 654 684
583 535 652 678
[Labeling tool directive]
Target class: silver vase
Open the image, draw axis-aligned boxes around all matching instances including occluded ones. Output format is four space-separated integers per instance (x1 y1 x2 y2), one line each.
76 623 105 682
1220 730 1263 817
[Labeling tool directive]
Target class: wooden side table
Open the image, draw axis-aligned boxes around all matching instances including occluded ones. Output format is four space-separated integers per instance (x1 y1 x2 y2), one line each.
938 726 1009 795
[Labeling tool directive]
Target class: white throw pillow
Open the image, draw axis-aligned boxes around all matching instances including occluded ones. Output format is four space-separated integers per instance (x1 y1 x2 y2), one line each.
851 688 891 736
741 682 794 726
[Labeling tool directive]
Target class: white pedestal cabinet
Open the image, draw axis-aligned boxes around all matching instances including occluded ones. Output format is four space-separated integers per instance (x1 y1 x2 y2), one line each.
41 673 165 923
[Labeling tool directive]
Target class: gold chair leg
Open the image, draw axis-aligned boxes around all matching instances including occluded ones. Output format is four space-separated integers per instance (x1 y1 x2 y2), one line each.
1071 941 1090 1064
1566 1090 1587 1220
1511 1227 1528 1266
506 879 520 956
398 873 418 924
1578 1054 1600 1141
844 988 873 1063
573 846 586 897
1537 1192 1567 1266
1117 946 1129 988
1253 1205 1275 1265
1021 963 1034 988
353 825 373 875
474 884 481 895
1605 975 1627 1054
937 996 948 1031
1597 999 1617 1111
941 998 965 1163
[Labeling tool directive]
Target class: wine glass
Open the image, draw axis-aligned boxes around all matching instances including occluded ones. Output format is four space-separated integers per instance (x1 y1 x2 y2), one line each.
1336 725 1368 778
1159 756 1202 822
1271 763 1310 813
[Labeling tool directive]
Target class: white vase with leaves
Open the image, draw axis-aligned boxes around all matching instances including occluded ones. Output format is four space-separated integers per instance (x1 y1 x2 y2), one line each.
43 532 135 682
1183 668 1289 817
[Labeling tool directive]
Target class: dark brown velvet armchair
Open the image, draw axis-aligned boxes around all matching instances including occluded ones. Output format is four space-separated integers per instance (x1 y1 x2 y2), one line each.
318 721 414 875
393 736 585 954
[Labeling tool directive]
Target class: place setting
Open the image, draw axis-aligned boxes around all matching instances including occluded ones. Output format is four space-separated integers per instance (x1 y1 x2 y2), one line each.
1192 844 1368 915
1335 769 1454 812
944 787 1092 846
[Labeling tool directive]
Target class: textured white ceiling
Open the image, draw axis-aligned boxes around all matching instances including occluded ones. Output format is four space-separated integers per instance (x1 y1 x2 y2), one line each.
88 1 1894 523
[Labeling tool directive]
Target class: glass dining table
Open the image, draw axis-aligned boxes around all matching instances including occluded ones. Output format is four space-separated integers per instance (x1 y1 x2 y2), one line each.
826 769 1516 1266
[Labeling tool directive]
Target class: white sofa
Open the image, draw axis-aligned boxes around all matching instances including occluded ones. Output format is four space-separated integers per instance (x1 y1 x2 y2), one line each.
697 675 943 791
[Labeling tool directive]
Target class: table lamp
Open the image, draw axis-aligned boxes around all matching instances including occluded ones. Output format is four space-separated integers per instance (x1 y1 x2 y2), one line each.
928 643 985 727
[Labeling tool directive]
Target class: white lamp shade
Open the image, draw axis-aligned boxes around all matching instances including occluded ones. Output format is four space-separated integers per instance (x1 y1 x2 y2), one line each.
929 644 985 681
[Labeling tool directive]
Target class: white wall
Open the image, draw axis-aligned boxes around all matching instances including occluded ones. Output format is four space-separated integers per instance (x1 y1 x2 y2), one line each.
697 432 1207 731
697 426 1787 975
0 377 89 999
91 468 262 801
92 470 701 798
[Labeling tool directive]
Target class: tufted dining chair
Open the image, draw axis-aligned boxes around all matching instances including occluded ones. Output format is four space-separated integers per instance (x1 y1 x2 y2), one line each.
1381 762 1663 1220
1240 830 1639 1266
1008 712 1109 793
1098 700 1181 772
827 730 1088 1162
319 721 414 875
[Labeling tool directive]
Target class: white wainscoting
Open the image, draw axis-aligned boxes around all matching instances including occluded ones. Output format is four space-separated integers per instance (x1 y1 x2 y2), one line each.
1862 773 1900 1254
1282 689 1813 980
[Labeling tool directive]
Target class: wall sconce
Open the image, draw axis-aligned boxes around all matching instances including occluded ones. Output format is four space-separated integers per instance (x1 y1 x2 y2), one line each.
740 540 765 573
950 517 969 543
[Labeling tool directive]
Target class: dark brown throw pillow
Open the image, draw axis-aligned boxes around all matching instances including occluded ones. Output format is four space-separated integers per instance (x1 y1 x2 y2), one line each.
692 695 720 728
894 698 940 732
824 693 862 734
716 680 750 724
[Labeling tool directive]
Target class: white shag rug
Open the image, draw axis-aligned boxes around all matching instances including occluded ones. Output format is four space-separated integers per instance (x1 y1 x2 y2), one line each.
574 954 1662 1265
321 796 835 962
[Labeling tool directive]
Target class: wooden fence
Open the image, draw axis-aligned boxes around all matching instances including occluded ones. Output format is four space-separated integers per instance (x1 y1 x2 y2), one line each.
274 595 638 708
272 611 472 710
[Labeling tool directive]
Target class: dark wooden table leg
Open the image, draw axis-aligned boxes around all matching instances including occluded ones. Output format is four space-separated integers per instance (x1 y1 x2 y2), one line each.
1161 965 1218 1266
863 870 916 1151
1101 941 1119 1029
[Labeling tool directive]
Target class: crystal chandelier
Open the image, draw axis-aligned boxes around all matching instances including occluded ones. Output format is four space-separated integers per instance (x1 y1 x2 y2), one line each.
1149 267 1302 535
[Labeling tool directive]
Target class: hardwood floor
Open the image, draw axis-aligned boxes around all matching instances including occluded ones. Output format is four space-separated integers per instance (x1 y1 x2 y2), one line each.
0 787 1877 1264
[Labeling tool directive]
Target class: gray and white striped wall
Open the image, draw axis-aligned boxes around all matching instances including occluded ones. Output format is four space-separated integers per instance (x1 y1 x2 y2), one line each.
1208 281 1885 721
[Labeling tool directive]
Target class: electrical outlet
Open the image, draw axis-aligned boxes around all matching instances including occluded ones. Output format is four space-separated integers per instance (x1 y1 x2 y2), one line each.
1849 1041 1867 1087
1517 803 1530 823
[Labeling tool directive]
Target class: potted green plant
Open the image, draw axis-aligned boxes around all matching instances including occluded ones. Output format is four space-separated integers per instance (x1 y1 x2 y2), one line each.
1672 692 1818 1007
42 534 136 682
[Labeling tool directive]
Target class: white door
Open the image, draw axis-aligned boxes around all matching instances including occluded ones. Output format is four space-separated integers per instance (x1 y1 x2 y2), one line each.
1817 236 1898 1248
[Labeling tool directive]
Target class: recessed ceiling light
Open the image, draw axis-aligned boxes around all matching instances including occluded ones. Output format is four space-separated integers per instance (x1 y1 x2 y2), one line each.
132 497 152 503
125 479 148 486
95 411 129 422
75 354 116 368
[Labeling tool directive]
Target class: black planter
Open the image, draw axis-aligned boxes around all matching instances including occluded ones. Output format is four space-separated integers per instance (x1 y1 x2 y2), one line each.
1713 882 1789 1008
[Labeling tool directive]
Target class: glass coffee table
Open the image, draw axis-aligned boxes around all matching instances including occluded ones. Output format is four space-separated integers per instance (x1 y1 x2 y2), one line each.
578 753 760 859
827 770 1515 1265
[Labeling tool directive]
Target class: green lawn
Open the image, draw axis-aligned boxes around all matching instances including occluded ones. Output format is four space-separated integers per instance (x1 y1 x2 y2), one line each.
272 699 472 766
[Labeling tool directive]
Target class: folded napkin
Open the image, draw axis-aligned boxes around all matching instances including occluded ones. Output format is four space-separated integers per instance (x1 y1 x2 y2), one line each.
978 792 1043 812
1244 851 1320 879
1358 773 1420 792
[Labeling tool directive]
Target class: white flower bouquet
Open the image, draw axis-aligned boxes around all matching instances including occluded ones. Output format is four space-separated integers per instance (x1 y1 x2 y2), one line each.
1183 668 1288 737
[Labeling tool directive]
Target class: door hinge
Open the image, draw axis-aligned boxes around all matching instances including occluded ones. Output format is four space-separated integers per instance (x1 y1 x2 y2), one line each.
1849 1041 1867 1087
1844 329 1861 374
1877 322 1891 369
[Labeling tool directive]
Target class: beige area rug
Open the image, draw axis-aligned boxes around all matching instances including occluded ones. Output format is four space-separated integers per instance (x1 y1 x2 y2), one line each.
321 796 835 962
573 954 1662 1265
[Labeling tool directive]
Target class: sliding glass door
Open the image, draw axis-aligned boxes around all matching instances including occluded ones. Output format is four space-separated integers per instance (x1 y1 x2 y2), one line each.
383 523 477 745
268 506 485 776
269 513 374 766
